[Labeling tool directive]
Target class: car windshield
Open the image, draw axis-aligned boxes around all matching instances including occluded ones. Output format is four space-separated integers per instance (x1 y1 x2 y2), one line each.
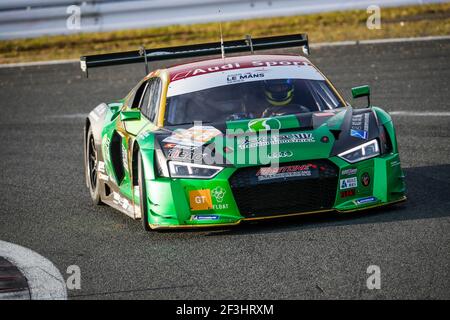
164 66 345 126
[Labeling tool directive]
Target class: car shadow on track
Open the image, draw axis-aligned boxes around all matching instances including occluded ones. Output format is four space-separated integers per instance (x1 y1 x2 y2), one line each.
174 164 450 237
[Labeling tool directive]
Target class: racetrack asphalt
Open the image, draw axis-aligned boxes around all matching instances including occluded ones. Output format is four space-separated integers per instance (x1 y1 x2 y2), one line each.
0 39 449 299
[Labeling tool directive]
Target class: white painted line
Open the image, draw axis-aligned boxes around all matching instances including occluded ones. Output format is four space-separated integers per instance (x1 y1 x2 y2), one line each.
311 35 450 48
389 111 450 116
0 59 78 69
358 35 450 44
0 35 449 69
0 240 67 300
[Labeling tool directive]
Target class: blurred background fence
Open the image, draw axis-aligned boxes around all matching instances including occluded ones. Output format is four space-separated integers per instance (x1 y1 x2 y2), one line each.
0 0 446 39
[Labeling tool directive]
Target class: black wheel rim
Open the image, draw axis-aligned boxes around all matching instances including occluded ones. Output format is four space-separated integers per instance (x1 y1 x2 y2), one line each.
88 135 97 190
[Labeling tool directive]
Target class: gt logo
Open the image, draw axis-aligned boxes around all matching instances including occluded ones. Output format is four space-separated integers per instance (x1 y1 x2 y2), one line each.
189 190 212 211
248 118 281 132
194 196 207 204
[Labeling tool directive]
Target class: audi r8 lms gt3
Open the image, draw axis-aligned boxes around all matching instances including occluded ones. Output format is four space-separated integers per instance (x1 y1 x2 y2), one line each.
81 33 406 231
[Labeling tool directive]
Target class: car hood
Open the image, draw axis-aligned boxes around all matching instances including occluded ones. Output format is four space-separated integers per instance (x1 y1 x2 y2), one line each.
155 107 381 167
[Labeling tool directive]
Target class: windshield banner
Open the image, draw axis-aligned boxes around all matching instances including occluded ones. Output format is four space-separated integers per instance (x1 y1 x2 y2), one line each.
167 65 324 97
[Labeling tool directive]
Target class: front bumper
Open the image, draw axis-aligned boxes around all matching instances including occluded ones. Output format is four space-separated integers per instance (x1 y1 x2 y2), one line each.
148 196 407 230
144 152 406 229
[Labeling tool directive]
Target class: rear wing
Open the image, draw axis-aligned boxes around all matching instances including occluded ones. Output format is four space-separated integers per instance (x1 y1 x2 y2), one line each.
80 33 309 77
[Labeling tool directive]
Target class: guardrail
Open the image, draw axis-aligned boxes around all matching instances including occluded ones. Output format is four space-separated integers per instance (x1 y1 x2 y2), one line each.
0 0 446 40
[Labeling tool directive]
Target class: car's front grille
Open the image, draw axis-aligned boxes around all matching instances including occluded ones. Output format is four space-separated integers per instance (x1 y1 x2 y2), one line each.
229 160 338 218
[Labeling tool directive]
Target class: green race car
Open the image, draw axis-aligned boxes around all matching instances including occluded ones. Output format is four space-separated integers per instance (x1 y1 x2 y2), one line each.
82 34 406 231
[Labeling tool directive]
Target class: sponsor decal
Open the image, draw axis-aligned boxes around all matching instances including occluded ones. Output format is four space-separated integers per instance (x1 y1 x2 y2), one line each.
172 63 242 81
103 136 110 161
341 168 357 176
267 150 293 159
168 63 324 97
252 60 312 68
164 143 177 149
350 129 368 140
340 189 356 198
191 215 220 221
361 172 371 187
134 203 141 218
350 113 369 140
256 164 315 181
97 161 105 173
248 118 281 132
171 60 313 81
227 72 265 84
354 196 378 205
211 186 226 203
122 144 128 172
133 186 141 218
98 173 109 182
167 146 204 162
390 160 401 167
189 187 229 211
239 132 315 149
213 203 229 210
340 177 357 189
189 189 213 211
138 131 151 140
364 113 370 131
122 199 130 210
112 192 131 212
163 126 222 147
351 113 370 131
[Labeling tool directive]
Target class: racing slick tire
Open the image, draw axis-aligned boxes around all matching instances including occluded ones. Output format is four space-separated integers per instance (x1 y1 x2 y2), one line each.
85 126 103 205
138 152 152 231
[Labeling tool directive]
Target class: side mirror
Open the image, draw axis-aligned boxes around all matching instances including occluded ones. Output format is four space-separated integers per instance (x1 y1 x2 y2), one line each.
351 85 371 107
120 110 141 121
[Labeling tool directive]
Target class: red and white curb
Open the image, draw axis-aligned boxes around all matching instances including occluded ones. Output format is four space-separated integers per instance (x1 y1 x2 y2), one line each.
0 240 67 300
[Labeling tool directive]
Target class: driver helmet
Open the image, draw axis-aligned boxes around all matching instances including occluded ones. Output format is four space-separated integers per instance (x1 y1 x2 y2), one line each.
264 79 294 106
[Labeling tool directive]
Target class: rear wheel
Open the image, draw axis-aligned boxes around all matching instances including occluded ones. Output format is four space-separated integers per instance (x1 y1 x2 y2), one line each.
138 152 151 231
86 126 102 205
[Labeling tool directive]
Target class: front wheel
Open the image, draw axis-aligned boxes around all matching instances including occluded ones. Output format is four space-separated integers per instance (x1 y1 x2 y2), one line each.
85 126 102 205
138 152 151 231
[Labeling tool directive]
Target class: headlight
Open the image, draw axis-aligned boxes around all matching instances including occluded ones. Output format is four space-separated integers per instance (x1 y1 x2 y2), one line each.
168 161 224 179
155 148 170 177
338 139 380 163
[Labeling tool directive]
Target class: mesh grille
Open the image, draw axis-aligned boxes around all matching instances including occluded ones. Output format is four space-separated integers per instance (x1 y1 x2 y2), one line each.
229 160 338 218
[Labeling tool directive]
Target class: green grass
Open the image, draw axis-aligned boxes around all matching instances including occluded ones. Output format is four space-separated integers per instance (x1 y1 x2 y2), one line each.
1 3 449 64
